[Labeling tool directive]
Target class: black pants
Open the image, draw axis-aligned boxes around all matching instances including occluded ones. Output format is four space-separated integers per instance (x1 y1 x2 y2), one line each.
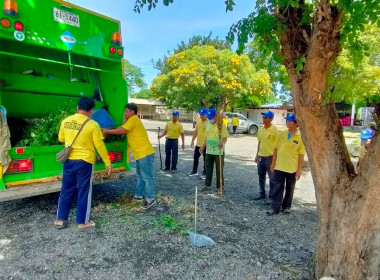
257 156 275 197
205 154 224 190
271 170 296 211
165 138 178 170
233 126 237 134
192 146 206 174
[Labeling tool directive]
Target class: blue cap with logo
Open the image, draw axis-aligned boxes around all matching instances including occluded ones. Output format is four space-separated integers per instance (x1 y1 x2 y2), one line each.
261 111 274 119
172 111 179 116
360 128 374 140
199 108 207 115
285 114 296 122
206 108 216 120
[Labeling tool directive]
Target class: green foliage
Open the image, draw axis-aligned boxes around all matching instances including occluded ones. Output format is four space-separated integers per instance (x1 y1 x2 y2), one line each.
17 103 76 147
130 88 153 99
151 45 271 110
154 214 182 230
123 59 147 93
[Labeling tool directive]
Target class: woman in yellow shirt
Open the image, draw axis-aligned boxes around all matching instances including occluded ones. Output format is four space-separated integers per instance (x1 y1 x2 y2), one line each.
232 114 239 136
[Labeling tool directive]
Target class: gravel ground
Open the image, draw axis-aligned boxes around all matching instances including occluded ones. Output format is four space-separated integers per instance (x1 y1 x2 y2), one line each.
0 119 318 280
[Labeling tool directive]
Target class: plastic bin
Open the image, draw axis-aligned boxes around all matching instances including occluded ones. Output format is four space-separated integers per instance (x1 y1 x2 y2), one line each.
91 108 116 129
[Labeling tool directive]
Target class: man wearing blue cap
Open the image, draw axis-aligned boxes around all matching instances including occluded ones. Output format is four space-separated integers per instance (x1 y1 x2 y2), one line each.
188 108 208 177
200 108 229 193
158 110 184 172
356 129 373 173
253 111 278 201
268 114 305 215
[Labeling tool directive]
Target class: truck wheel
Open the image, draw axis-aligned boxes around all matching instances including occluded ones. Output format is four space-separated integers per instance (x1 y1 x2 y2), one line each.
249 125 258 135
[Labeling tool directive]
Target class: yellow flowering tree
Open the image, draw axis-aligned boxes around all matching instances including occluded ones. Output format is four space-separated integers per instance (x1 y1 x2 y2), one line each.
151 45 271 110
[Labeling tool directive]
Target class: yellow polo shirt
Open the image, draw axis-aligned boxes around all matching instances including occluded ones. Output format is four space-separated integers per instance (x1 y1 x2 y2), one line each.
205 122 229 155
195 118 208 147
257 125 279 156
274 130 305 173
58 113 111 166
165 121 184 139
232 117 239 126
122 115 154 160
223 118 228 127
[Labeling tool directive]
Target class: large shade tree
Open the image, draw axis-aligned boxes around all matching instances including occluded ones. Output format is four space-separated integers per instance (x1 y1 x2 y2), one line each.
135 0 380 279
151 45 271 110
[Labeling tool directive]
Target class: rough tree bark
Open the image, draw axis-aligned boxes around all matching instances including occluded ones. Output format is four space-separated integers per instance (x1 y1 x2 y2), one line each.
279 0 380 279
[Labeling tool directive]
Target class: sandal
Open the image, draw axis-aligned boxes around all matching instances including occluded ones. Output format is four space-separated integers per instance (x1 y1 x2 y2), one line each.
54 221 67 229
77 220 96 229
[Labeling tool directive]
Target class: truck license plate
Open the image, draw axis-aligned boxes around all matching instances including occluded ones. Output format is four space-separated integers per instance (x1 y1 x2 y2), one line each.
53 7 80 27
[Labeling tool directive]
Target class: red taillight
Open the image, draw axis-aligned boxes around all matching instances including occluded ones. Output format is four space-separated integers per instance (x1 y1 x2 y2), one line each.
16 147 24 154
109 46 116 54
0 17 11 28
14 21 23 31
108 151 122 163
5 159 33 174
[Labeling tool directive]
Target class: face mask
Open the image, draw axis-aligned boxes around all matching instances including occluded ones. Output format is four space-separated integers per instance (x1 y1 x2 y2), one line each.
209 119 215 124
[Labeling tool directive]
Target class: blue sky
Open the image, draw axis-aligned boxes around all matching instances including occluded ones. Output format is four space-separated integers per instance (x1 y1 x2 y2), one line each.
72 0 255 87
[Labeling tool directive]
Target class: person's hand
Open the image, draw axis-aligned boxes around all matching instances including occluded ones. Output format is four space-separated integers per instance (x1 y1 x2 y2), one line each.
270 164 275 173
199 146 205 154
191 141 194 148
218 141 224 149
254 155 259 163
296 169 302 180
182 143 185 150
102 129 108 138
105 165 112 177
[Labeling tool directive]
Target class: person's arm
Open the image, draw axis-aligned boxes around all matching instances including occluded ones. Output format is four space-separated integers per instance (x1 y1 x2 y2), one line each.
158 130 167 139
94 139 112 176
191 130 198 148
103 127 128 136
181 132 185 150
199 137 207 154
255 141 260 163
270 148 277 173
296 154 304 180
218 137 227 148
58 122 65 143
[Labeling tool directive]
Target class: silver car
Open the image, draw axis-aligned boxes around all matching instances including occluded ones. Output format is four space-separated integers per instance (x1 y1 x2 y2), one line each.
225 112 259 135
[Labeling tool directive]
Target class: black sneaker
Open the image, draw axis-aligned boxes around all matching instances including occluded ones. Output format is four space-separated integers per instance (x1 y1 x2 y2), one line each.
171 169 177 173
163 168 170 172
266 210 280 216
202 171 206 176
252 194 266 201
132 196 143 202
143 200 157 210
187 171 198 177
201 186 211 192
283 208 291 214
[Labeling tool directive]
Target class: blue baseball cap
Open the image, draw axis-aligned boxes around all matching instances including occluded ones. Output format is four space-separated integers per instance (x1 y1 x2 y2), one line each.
360 128 373 140
206 108 216 120
172 111 179 116
199 108 207 115
285 114 296 122
261 111 274 119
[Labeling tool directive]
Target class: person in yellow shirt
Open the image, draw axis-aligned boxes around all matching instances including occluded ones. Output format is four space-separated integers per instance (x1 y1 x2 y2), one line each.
103 103 157 210
188 108 208 178
223 114 229 128
232 114 239 136
158 111 184 173
253 111 278 201
200 109 229 194
268 114 305 215
55 97 112 229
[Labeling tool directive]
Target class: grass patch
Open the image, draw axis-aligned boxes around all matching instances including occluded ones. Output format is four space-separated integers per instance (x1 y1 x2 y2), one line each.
154 214 182 231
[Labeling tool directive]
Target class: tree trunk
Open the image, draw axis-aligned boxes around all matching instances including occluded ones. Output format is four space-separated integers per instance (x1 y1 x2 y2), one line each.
280 1 380 279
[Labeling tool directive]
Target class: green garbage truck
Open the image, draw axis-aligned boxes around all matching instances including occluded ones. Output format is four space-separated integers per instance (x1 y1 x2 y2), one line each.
0 0 131 201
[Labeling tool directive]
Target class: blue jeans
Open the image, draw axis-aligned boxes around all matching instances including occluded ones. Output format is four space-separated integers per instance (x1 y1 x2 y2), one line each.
257 156 274 197
135 153 155 200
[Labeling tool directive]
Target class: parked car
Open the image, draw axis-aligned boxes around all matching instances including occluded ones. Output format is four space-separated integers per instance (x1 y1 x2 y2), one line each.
225 112 259 135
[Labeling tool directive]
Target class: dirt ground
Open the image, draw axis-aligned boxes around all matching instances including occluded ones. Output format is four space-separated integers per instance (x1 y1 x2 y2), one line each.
0 119 318 280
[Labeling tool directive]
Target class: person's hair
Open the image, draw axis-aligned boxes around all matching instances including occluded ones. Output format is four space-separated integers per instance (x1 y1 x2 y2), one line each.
78 97 95 111
125 103 138 114
234 114 237 117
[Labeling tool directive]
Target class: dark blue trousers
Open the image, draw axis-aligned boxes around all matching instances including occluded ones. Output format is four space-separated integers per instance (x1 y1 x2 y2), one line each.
165 138 178 170
57 160 94 224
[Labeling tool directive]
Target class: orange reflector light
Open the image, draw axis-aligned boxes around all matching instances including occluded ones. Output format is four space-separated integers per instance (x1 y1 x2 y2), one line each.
0 17 11 28
109 46 116 54
111 32 122 45
5 159 33 174
108 151 123 163
117 48 123 56
3 0 18 17
16 147 24 154
14 21 23 31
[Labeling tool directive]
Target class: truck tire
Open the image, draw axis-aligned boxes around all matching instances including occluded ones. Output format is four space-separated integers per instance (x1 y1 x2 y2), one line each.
248 125 258 135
